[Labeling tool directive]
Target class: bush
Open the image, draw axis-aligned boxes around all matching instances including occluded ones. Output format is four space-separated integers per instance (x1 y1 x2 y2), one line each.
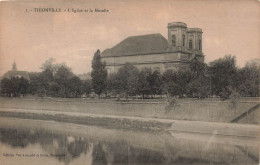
229 90 240 110
165 96 179 113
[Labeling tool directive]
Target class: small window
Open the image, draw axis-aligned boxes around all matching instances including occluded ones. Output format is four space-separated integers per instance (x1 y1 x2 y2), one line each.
189 39 192 49
172 35 176 46
199 39 201 50
182 35 185 46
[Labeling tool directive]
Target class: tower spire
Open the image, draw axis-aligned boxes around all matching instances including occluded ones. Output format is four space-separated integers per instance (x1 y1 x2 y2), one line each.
12 60 17 71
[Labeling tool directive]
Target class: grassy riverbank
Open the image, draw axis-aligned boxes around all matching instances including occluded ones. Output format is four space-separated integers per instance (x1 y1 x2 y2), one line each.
0 97 258 123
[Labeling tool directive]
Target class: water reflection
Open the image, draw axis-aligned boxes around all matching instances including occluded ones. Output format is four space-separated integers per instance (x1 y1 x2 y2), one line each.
0 128 258 165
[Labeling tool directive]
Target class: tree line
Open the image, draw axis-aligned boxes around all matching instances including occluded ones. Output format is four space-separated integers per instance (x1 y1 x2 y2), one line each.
0 58 92 98
91 50 259 99
1 50 259 99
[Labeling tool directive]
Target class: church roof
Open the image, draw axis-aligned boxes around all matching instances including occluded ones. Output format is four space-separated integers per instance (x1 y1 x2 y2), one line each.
101 33 168 57
0 70 30 81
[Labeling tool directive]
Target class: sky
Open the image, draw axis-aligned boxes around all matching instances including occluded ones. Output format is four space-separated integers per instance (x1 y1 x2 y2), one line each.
0 0 259 76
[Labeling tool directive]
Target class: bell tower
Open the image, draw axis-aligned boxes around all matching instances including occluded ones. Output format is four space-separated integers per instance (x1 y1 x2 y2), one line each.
12 61 17 71
167 22 187 51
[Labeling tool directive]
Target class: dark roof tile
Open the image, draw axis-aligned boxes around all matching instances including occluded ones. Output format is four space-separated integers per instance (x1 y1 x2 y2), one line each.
101 33 168 57
0 70 30 81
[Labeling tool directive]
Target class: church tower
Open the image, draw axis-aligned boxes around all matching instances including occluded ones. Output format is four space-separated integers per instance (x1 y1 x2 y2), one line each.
187 28 203 54
167 22 188 52
166 22 204 62
12 61 17 71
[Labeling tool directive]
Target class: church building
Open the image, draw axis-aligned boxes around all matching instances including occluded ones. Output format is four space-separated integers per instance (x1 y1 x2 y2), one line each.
101 22 204 74
0 62 30 81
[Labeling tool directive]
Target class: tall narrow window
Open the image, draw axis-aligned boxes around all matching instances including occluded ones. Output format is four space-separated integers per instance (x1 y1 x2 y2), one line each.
189 39 193 49
172 35 176 46
199 39 201 50
182 35 185 47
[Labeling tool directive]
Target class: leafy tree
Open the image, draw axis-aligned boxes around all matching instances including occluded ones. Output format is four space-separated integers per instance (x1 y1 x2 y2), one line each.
137 68 152 98
209 55 238 99
106 73 119 96
187 76 210 98
237 60 260 97
118 63 139 97
66 76 82 98
189 58 207 78
81 79 92 96
162 70 175 94
91 50 107 97
148 71 162 97
162 69 192 97
40 58 58 75
47 82 61 97
187 59 210 98
28 72 41 95
0 78 12 97
107 63 139 98
17 77 29 96
54 64 74 97
0 77 29 97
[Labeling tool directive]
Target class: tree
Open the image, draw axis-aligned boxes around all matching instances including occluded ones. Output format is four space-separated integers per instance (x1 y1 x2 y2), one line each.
0 77 29 97
162 69 192 97
66 76 82 98
54 64 74 97
209 55 238 99
17 77 29 96
40 58 58 75
0 78 12 97
28 72 41 95
162 69 175 95
106 63 139 98
237 60 260 97
137 68 152 98
117 63 139 97
81 79 92 96
187 75 210 98
91 50 107 97
106 73 118 96
148 71 162 97
187 59 210 98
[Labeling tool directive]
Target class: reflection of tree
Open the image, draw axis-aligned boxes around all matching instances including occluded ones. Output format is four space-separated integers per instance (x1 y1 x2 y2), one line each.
0 128 91 164
0 127 235 165
92 142 107 165
0 128 38 148
98 141 167 165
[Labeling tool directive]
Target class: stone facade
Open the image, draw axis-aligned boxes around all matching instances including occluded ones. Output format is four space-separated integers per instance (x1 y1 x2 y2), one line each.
101 22 204 74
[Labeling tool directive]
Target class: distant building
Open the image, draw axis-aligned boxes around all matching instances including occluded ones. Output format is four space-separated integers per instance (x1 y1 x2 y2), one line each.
101 22 204 74
78 72 91 81
0 62 30 81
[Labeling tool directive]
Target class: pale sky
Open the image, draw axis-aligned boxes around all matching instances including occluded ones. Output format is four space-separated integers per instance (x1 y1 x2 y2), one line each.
0 0 259 76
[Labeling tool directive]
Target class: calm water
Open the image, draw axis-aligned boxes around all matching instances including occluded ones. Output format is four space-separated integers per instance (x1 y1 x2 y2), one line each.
0 127 259 165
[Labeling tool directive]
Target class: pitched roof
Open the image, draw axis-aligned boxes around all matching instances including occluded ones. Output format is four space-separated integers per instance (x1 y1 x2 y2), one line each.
0 70 30 81
101 33 168 57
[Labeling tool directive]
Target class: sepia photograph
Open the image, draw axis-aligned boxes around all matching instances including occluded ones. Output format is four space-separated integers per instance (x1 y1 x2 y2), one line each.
0 0 259 164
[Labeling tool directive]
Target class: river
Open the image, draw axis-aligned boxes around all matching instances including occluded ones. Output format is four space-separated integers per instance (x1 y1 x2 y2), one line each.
0 117 258 165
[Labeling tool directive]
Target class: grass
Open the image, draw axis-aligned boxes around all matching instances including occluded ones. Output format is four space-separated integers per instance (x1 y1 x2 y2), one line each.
0 97 258 123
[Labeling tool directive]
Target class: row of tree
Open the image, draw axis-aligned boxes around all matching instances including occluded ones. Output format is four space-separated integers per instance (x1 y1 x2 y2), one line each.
1 58 92 98
91 50 259 99
0 50 259 99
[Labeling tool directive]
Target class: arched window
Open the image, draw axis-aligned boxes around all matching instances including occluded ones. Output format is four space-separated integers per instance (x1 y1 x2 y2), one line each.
182 35 185 47
172 35 176 46
199 39 201 50
189 39 193 49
